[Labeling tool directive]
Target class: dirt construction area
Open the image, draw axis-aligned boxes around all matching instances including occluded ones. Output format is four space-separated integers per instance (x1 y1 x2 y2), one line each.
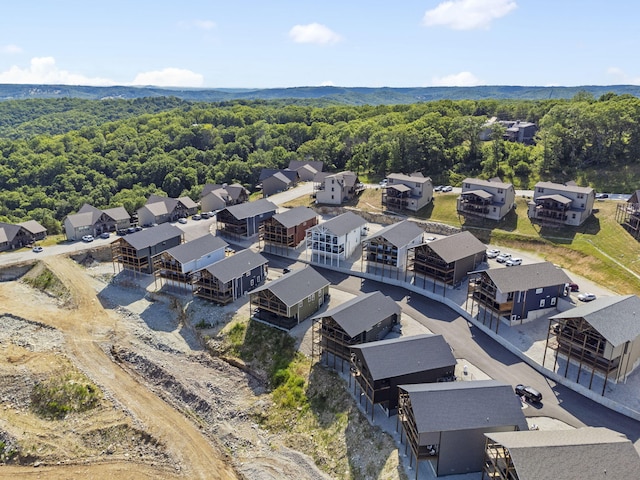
0 255 338 480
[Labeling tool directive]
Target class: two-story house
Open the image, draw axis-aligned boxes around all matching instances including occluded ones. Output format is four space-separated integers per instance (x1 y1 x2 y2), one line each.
262 206 318 252
315 171 363 205
200 183 249 213
306 211 367 267
362 220 424 276
137 195 198 226
0 220 47 251
527 181 595 227
111 223 184 274
216 199 277 239
457 177 516 221
382 173 433 212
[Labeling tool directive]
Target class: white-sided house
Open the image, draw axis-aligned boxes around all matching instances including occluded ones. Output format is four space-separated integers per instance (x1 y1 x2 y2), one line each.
315 171 362 205
382 173 433 212
64 203 131 240
457 177 516 221
528 181 595 227
200 183 250 213
306 211 367 267
362 220 424 274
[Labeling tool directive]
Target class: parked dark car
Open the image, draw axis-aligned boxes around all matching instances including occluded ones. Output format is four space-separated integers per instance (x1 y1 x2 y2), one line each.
515 384 542 403
568 283 579 292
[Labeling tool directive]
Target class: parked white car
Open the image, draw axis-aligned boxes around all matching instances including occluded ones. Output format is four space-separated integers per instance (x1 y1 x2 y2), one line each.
81 235 94 242
506 257 523 267
486 249 500 259
496 253 511 263
578 292 597 302
442 185 453 192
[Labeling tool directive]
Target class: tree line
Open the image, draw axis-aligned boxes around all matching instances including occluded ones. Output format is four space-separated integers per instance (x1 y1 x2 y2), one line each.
1 92 639 234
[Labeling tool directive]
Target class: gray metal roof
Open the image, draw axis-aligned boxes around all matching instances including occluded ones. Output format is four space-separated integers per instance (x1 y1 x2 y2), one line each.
121 223 183 250
352 334 456 381
272 207 317 229
251 266 329 307
399 380 528 433
536 194 572 204
162 234 227 264
319 211 367 237
311 291 400 338
462 177 513 189
424 231 486 263
65 211 97 228
388 173 432 184
461 189 494 200
486 261 572 293
102 206 131 222
223 198 277 220
535 181 594 195
485 427 640 480
0 223 20 242
203 249 268 284
387 183 412 193
289 160 324 173
17 219 47 235
365 220 423 249
551 294 640 347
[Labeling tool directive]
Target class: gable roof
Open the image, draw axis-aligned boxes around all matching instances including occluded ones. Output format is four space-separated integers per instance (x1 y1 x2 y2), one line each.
485 427 640 480
288 160 324 173
534 181 594 195
388 173 432 184
424 231 486 263
627 190 640 204
461 189 494 200
311 291 400 338
17 220 47 235
536 194 572 204
161 234 227 265
387 183 413 193
551 294 640 347
353 334 456 381
121 223 183 250
0 223 20 243
271 207 317 229
223 199 277 220
145 195 198 211
317 211 366 237
102 206 131 222
462 177 513 189
65 203 102 228
203 249 268 284
259 168 299 183
251 267 329 307
365 220 423 248
484 261 571 293
399 380 528 433
269 171 292 186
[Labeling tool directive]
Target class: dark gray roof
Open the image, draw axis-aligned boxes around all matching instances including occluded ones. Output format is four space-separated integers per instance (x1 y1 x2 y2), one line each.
536 194 572 204
203 249 268 284
289 160 324 173
270 171 291 185
259 168 299 183
223 198 277 220
318 212 367 237
424 231 486 263
121 223 183 250
387 183 412 193
535 181 593 195
251 267 329 307
388 173 432 184
17 220 47 235
0 223 20 242
272 207 317 229
102 206 130 222
551 295 640 347
461 189 494 200
365 220 423 248
462 177 513 189
162 234 227 264
399 380 528 433
311 291 400 338
352 334 456 381
486 261 571 293
485 427 640 480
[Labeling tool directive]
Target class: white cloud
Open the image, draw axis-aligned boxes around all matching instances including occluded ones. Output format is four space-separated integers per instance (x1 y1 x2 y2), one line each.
606 67 640 84
0 57 114 85
289 23 342 45
179 19 216 30
431 71 482 86
1 44 22 54
132 68 204 87
423 0 517 30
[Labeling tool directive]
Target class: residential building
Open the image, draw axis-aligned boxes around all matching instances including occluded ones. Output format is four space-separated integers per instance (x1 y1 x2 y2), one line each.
527 181 595 227
615 189 640 240
306 211 367 267
250 267 330 330
111 223 183 274
479 118 538 144
483 427 640 480
136 195 198 226
200 183 249 213
468 262 572 333
315 171 364 205
311 291 401 369
152 234 228 289
351 334 456 418
398 380 528 477
192 249 268 304
64 203 131 240
382 173 433 212
411 231 486 286
262 206 318 252
259 168 300 197
0 220 47 251
362 220 424 276
288 160 323 181
457 177 516 221
545 295 640 394
216 199 277 239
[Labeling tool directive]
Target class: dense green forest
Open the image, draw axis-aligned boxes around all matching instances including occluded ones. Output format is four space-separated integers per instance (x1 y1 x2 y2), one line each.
1 92 640 234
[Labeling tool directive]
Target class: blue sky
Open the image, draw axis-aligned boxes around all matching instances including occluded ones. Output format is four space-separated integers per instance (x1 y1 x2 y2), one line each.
0 0 638 88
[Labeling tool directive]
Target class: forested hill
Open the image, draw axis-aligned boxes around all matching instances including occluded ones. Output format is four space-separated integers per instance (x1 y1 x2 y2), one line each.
1 84 640 104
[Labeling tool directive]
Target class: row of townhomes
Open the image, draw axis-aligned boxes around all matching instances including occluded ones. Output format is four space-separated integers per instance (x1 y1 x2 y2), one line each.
99 189 640 478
